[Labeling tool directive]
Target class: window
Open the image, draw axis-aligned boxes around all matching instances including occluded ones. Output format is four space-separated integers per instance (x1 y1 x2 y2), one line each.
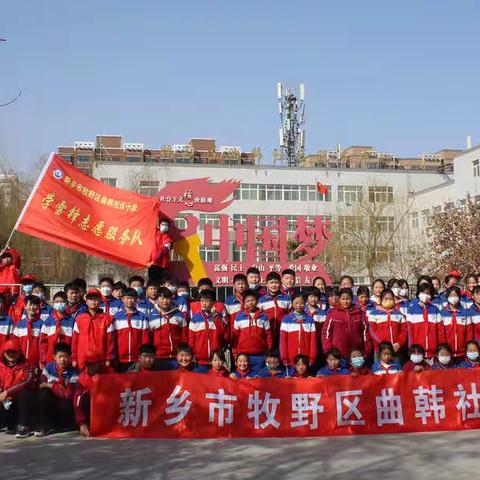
338 185 363 203
368 186 393 203
473 159 480 177
174 217 187 230
266 184 283 201
375 247 395 263
100 177 117 188
77 155 91 163
234 183 330 202
200 246 220 262
337 216 362 233
61 154 74 163
126 156 141 163
410 211 419 230
344 248 365 264
376 216 394 233
232 246 246 262
199 214 220 229
139 180 159 196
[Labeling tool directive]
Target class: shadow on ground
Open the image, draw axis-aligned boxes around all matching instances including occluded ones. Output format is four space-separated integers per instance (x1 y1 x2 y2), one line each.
1 430 480 480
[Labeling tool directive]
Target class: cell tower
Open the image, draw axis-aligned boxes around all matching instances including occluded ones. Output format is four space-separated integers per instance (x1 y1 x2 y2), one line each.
277 82 305 167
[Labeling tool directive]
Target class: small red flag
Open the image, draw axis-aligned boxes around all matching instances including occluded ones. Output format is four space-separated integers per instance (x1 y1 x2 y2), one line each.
316 182 329 195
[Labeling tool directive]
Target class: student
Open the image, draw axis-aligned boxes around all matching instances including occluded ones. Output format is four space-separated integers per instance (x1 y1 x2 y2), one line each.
321 288 370 360
112 288 150 372
405 283 439 362
258 272 292 347
9 275 36 324
0 293 14 354
208 349 229 377
431 276 442 295
368 289 407 358
127 344 160 373
281 269 297 298
146 217 173 283
402 344 431 372
339 275 354 290
349 349 371 376
324 286 339 311
397 279 411 314
64 282 86 320
162 275 189 320
99 277 124 316
316 348 349 377
128 275 145 299
137 280 160 316
71 289 115 370
292 354 311 378
13 295 43 367
72 278 87 299
189 279 227 332
304 287 327 330
148 287 188 370
457 340 480 368
232 290 273 373
224 274 248 332
31 282 54 321
247 267 266 296
40 291 75 365
36 342 78 436
372 342 402 375
356 286 373 314
74 350 115 437
176 343 203 373
462 274 478 309
112 281 126 301
432 343 456 370
370 279 386 307
438 285 472 360
0 245 21 300
188 289 226 372
257 349 289 378
229 353 254 379
467 285 480 342
280 293 317 367
0 339 36 438
177 282 191 301
312 276 327 305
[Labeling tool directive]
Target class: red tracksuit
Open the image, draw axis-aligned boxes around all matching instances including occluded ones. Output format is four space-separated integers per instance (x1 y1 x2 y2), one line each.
0 356 35 397
149 231 173 268
405 300 440 359
321 305 370 358
258 292 291 347
438 306 473 358
112 309 150 363
39 312 74 365
190 300 229 344
232 309 273 356
279 312 318 366
0 247 21 299
188 310 225 365
367 307 408 352
148 308 188 359
72 311 115 369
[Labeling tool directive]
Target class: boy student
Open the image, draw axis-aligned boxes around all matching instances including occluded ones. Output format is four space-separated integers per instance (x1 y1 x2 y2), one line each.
246 267 266 296
13 295 43 367
40 291 75 365
161 275 189 320
74 350 114 437
146 217 173 283
36 342 78 437
112 288 150 372
137 280 159 316
71 289 115 370
281 269 298 298
99 277 124 316
0 293 14 353
189 278 226 321
64 282 86 319
31 282 54 321
9 274 36 323
176 343 204 373
127 344 159 372
0 339 36 438
225 273 248 335
148 287 188 370
188 289 226 371
129 275 145 299
232 289 273 373
258 272 291 347
0 245 21 299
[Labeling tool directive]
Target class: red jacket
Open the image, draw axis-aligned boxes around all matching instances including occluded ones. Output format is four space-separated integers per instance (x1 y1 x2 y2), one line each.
9 295 27 324
190 300 229 343
73 366 114 425
188 310 225 365
321 305 370 358
148 308 188 359
279 312 318 366
258 292 291 347
367 307 408 351
208 367 229 377
438 306 473 357
112 309 150 363
405 300 440 359
39 312 74 364
0 247 21 299
0 356 35 398
72 310 115 369
40 362 79 399
402 360 431 372
13 316 43 366
149 231 173 268
232 309 273 356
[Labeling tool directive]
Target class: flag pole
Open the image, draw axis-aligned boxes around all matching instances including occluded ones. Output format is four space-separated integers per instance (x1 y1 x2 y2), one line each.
3 152 55 249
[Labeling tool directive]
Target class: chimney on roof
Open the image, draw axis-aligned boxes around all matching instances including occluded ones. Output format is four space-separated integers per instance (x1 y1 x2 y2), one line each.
467 135 472 150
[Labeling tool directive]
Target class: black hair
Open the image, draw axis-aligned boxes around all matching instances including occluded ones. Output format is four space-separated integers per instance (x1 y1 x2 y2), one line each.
129 275 145 286
157 286 173 299
466 340 480 351
386 278 400 289
291 292 305 303
294 354 309 365
325 286 339 297
113 281 127 291
445 285 461 299
199 289 216 302
233 274 248 284
380 288 395 301
379 341 394 355
265 349 280 358
53 291 67 302
123 287 138 298
339 275 354 286
242 289 259 301
139 343 156 356
312 276 326 288
176 343 193 355
408 343 425 355
235 352 249 362
326 347 342 359
177 281 190 290
266 272 281 282
210 349 226 363
25 295 41 306
146 280 160 289
338 287 353 298
473 285 480 296
197 277 214 288
32 282 46 292
417 283 434 298
72 278 87 290
246 267 260 276
304 286 322 300
282 268 295 277
436 343 452 355
371 278 386 290
54 342 71 356
99 277 114 286
356 285 370 297
398 279 409 289
349 347 364 357
64 282 79 293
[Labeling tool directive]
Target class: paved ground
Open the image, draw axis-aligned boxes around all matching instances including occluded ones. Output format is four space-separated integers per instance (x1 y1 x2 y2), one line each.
1 430 480 479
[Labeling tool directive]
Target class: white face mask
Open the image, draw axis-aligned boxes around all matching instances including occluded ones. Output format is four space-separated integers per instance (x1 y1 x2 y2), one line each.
100 286 112 297
448 296 459 305
400 288 409 297
410 354 424 364
418 292 431 304
391 287 401 297
178 291 189 297
467 351 479 361
159 223 169 233
33 292 44 300
438 355 451 365
248 283 259 290
167 285 177 293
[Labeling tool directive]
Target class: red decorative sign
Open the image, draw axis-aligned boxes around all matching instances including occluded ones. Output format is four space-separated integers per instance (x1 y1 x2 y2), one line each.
91 370 480 439
156 179 333 284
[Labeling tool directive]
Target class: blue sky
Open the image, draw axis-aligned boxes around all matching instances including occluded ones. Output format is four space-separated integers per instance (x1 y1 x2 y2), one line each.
0 0 479 171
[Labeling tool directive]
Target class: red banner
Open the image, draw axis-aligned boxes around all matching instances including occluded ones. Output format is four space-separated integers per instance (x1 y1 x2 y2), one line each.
91 370 480 439
15 154 160 269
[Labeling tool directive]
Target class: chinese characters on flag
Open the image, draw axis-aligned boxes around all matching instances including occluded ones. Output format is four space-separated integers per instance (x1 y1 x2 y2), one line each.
15 154 160 269
91 370 480 439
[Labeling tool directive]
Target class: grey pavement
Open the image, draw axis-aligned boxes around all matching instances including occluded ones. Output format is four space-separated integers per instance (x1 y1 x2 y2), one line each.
1 429 480 480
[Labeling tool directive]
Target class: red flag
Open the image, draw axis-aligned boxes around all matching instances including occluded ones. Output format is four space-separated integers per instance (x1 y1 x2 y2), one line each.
14 154 160 269
316 182 329 195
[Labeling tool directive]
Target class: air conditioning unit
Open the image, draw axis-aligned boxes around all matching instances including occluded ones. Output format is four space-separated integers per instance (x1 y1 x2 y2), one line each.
74 141 95 150
219 146 241 154
124 143 144 151
172 144 189 152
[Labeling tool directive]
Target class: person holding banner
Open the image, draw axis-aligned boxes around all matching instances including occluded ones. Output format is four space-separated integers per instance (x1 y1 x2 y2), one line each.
146 218 173 284
0 245 21 301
